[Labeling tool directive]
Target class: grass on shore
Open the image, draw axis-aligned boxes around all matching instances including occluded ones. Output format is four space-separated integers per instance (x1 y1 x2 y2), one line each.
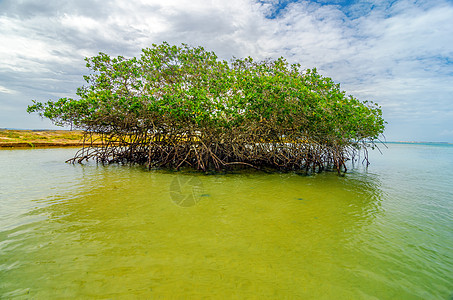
0 129 86 147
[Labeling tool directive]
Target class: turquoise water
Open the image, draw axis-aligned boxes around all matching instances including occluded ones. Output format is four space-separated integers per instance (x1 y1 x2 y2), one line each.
0 143 452 299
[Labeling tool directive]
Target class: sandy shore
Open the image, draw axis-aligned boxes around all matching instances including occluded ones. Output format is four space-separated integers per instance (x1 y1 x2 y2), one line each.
0 142 88 148
0 129 88 148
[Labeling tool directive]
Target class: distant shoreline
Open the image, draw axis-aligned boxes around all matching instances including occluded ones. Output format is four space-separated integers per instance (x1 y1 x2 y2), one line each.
0 142 85 148
0 129 88 148
1 129 451 148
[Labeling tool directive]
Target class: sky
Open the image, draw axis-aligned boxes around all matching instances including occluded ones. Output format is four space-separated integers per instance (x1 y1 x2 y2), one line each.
1 0 452 142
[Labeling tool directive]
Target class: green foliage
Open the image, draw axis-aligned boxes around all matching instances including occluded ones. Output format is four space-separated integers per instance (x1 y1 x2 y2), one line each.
28 42 385 172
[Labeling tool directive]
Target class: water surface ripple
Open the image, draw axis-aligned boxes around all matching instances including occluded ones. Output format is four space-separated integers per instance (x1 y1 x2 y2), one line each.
0 144 452 299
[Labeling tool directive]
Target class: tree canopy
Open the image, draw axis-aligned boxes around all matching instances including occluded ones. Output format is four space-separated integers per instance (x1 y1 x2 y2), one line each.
28 42 385 173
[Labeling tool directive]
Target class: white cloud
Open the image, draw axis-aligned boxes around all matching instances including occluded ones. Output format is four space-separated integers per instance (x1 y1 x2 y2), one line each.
0 85 16 94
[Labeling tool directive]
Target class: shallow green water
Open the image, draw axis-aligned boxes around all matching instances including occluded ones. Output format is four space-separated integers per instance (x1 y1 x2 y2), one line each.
1 144 452 299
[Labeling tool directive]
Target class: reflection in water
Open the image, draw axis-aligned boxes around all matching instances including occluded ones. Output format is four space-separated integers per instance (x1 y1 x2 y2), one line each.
1 146 452 298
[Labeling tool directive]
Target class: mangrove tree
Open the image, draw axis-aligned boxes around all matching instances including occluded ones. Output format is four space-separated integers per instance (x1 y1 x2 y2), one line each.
27 42 385 173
